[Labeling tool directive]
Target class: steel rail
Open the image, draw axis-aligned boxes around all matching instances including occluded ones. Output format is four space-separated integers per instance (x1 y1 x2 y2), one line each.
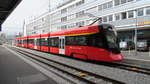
11 46 150 75
10 47 124 84
92 61 150 75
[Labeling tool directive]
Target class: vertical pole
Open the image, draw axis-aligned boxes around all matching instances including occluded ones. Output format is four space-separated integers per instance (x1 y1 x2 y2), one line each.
27 36 28 48
22 20 25 37
40 34 41 50
149 47 150 57
134 10 138 56
48 0 51 52
48 33 50 52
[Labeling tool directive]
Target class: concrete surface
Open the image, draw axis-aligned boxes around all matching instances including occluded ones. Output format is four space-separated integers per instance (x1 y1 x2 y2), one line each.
0 45 57 84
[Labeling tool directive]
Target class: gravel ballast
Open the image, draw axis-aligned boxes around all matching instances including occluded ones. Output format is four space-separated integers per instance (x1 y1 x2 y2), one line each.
12 46 150 84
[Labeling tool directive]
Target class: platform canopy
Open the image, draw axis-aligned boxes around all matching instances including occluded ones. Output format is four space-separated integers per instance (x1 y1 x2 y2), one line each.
0 0 22 31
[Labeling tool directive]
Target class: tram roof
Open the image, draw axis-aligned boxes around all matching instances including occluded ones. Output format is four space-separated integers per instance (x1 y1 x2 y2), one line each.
16 25 100 39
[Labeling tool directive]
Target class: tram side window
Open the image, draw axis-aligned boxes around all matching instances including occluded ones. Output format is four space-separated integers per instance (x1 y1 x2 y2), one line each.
18 40 21 44
41 38 48 46
22 40 24 43
25 39 28 43
19 40 23 44
19 40 21 44
17 40 19 43
76 36 87 45
66 35 87 46
21 40 24 44
89 34 104 48
28 39 34 44
66 36 74 45
49 37 59 47
24 39 27 44
15 40 18 44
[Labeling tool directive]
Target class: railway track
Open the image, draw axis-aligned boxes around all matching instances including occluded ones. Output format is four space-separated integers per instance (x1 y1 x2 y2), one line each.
9 46 124 84
106 62 150 75
91 60 150 75
10 46 150 76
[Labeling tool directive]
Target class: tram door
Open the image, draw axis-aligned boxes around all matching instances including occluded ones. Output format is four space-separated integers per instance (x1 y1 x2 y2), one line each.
21 39 23 47
59 36 65 54
34 39 37 49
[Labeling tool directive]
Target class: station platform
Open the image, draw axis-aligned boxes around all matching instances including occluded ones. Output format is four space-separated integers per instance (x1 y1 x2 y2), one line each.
0 45 57 84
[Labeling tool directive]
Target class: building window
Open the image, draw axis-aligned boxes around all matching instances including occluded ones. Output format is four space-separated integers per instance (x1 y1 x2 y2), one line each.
86 6 97 13
81 21 84 26
61 25 67 30
76 0 84 6
114 0 133 6
103 3 108 9
137 8 144 16
114 0 120 6
68 14 75 20
146 7 150 15
61 16 67 22
98 1 113 11
76 21 84 27
115 13 120 20
108 15 113 21
70 23 75 28
121 0 127 4
103 16 108 22
42 30 45 33
128 11 134 18
68 4 75 10
103 1 113 9
108 1 113 8
127 0 134 2
76 11 84 18
121 12 127 19
61 8 67 14
98 5 102 11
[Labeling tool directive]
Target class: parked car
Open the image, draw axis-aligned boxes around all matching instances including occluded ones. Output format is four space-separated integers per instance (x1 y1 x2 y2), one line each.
119 41 135 50
137 40 150 51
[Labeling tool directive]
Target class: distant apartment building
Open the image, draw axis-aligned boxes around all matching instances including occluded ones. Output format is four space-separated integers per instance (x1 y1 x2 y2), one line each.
26 0 150 41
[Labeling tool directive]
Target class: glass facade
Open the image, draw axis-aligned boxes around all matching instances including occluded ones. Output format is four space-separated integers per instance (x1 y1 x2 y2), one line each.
118 29 150 42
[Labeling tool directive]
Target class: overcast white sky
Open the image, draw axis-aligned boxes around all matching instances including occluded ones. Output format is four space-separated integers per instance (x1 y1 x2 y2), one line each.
1 0 63 35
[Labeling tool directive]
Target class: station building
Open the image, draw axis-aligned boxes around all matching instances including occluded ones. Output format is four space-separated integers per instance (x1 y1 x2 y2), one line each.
26 0 150 42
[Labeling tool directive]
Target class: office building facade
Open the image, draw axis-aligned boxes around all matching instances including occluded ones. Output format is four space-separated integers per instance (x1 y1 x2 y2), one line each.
26 0 150 41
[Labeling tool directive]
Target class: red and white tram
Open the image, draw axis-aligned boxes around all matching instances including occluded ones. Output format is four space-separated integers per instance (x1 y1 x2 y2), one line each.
15 24 123 62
